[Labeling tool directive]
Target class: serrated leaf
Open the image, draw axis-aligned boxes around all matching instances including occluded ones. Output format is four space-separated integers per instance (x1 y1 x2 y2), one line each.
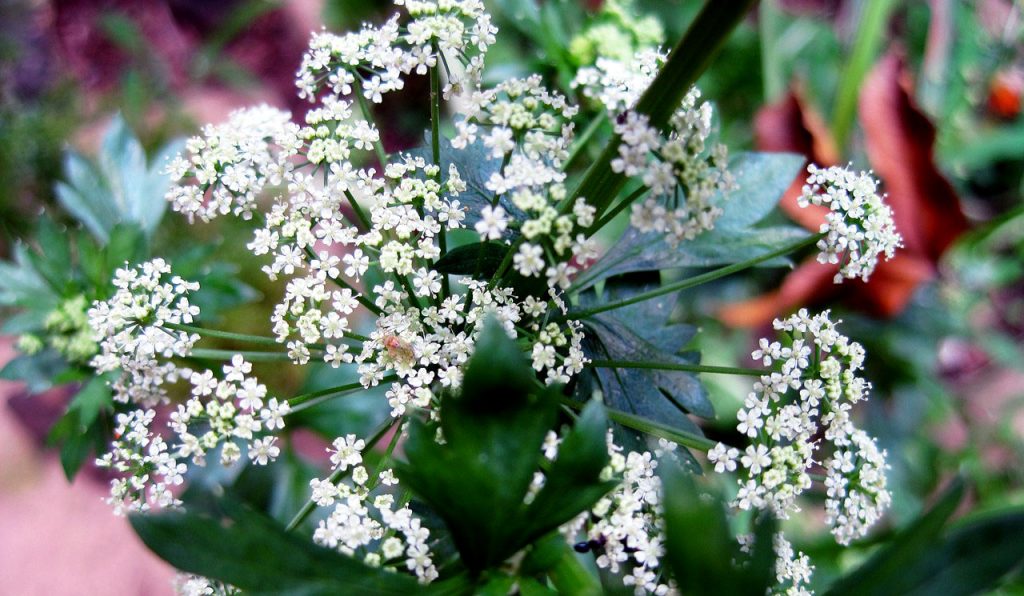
57 115 180 241
713 152 806 231
131 499 421 595
395 318 611 574
57 154 118 242
573 152 808 290
583 315 712 419
433 241 509 277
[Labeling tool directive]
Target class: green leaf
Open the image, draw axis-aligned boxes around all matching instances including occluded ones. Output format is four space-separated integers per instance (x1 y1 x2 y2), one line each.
104 223 148 269
522 400 614 535
888 508 1024 595
433 241 509 277
46 374 113 480
56 153 119 242
573 152 808 290
0 243 58 307
27 217 73 292
661 463 774 594
395 318 611 574
56 114 181 242
583 315 710 416
131 499 422 595
0 350 68 393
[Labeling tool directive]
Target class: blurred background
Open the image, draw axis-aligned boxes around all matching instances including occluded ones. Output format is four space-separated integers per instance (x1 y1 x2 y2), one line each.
1 0 1022 593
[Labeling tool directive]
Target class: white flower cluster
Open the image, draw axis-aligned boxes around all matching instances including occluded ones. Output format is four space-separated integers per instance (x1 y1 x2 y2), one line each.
88 258 199 407
737 533 814 596
310 435 438 583
799 165 902 283
453 75 601 286
162 3 591 424
95 354 289 514
709 310 891 547
574 49 734 246
557 433 678 596
174 574 237 596
170 355 291 468
165 105 301 223
96 409 185 515
296 0 495 105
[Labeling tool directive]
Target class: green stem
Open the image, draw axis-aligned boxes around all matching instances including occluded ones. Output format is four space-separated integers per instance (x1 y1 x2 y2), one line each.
587 184 648 234
832 0 896 148
759 0 785 103
343 189 372 231
287 375 397 412
429 52 451 299
187 348 292 362
560 398 715 451
285 417 400 532
563 113 607 173
353 79 390 168
588 359 764 377
165 323 281 347
564 232 822 320
565 0 758 217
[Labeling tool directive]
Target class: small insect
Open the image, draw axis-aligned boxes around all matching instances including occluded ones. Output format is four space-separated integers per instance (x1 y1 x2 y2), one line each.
382 334 415 365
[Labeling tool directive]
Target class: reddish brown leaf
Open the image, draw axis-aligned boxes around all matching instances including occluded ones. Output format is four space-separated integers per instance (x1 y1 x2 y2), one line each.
859 49 969 261
754 87 837 229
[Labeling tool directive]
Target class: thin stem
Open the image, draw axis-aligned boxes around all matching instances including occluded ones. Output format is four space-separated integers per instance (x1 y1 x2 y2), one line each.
588 359 764 377
287 375 398 412
563 112 606 173
759 0 785 103
353 79 390 168
560 398 715 451
285 417 400 532
587 185 649 234
166 322 281 347
564 232 822 320
344 189 372 231
187 348 293 362
429 46 451 299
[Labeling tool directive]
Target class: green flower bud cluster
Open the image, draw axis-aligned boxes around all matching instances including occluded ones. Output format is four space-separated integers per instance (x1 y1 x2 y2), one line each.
18 295 98 364
568 0 664 66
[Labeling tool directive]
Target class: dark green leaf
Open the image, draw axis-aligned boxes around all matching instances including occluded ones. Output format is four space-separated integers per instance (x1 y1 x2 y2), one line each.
523 400 615 536
104 223 147 268
583 314 712 419
661 462 774 594
396 318 611 574
826 466 1024 591
890 509 1024 596
131 499 420 595
433 241 509 277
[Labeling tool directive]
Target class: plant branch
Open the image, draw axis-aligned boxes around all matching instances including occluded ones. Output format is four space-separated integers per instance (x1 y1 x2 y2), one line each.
564 232 821 320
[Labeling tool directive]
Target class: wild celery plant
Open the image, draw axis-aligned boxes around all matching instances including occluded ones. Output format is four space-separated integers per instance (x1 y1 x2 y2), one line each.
15 1 913 594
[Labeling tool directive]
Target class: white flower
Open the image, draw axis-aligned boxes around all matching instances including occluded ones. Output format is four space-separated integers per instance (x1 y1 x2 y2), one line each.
474 205 508 240
799 164 902 283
